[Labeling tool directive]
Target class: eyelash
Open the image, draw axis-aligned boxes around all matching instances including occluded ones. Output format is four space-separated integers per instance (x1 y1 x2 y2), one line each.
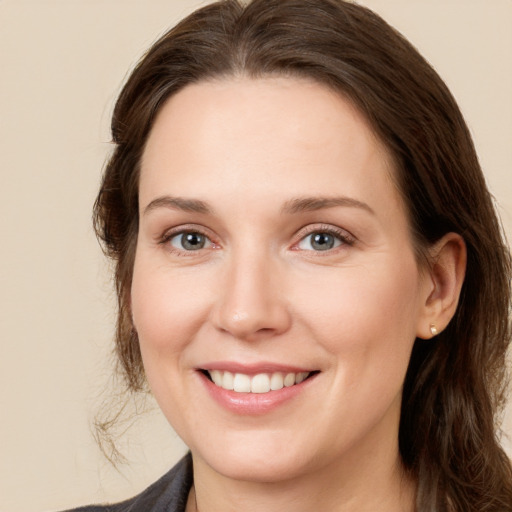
293 224 355 253
159 223 355 256
159 225 218 257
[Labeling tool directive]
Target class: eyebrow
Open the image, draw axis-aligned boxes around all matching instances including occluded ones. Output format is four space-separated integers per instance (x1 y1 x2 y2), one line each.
143 196 212 215
143 194 374 216
281 196 375 215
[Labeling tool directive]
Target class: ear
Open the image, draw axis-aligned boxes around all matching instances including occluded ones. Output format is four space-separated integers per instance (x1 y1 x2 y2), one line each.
416 233 467 339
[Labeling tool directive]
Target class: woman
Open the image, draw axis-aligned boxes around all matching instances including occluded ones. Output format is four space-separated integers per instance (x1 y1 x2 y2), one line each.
75 0 512 510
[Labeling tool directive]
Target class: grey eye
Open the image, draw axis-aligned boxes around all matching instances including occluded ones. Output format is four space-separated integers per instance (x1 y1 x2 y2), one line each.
170 232 209 251
298 232 342 251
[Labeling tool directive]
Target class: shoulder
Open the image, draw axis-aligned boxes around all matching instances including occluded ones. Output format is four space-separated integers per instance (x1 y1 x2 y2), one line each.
58 453 193 512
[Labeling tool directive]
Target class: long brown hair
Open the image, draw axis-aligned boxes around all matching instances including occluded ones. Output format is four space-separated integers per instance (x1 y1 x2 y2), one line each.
93 1 512 509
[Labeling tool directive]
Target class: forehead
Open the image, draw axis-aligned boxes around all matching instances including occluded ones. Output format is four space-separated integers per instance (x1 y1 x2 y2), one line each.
139 76 401 218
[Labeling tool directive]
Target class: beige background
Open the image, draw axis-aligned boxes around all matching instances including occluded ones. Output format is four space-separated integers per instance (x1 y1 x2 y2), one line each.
1 1 511 511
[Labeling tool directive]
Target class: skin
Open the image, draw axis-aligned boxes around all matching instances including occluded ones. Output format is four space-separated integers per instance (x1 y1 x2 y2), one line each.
131 77 466 512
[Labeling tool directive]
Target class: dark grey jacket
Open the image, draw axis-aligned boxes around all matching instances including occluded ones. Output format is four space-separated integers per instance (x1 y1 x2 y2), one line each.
61 454 192 512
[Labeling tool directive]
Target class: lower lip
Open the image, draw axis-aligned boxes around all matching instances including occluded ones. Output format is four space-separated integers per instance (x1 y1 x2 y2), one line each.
199 372 317 415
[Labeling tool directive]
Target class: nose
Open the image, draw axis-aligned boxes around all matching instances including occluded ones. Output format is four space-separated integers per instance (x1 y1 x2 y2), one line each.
211 248 292 341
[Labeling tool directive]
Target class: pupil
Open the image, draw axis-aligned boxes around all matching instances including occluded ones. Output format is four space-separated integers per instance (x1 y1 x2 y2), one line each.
182 233 205 250
312 233 334 251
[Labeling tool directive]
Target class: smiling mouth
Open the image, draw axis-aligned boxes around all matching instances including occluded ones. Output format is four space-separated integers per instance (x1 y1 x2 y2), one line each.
201 370 318 394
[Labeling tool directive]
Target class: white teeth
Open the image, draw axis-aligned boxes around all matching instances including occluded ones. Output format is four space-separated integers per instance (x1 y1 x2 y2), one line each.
270 372 284 391
222 371 234 390
207 370 311 393
233 373 251 392
295 372 308 384
284 373 296 387
210 370 223 386
251 373 270 393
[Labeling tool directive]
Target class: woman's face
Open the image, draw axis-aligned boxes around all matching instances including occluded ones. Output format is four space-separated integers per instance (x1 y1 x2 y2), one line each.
132 77 433 482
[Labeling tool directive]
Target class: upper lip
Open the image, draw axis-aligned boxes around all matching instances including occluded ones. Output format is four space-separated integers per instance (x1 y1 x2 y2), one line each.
197 361 315 375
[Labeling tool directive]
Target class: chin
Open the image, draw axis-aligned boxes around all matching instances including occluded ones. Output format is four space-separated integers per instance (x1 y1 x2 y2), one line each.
206 451 310 483
188 430 322 483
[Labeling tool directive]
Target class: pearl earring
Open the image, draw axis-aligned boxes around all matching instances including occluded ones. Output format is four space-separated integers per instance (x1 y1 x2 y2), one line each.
429 324 438 336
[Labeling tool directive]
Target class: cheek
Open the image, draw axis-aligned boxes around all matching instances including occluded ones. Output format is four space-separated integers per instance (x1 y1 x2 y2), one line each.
294 256 422 373
130 256 213 360
130 255 219 423
294 257 423 440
